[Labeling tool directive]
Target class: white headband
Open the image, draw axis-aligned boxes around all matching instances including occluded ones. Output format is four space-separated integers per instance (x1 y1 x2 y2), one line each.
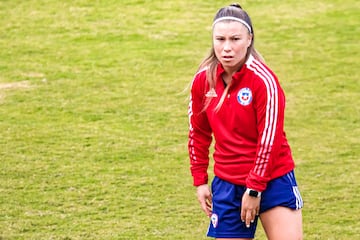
212 16 252 33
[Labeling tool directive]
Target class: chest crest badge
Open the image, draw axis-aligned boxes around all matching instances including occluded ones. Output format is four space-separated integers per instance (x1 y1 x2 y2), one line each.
237 87 252 106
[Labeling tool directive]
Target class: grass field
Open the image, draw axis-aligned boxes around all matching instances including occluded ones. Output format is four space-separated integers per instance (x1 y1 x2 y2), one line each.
0 0 359 239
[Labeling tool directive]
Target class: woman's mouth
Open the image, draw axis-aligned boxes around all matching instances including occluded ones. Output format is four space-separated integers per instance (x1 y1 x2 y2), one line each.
222 56 233 61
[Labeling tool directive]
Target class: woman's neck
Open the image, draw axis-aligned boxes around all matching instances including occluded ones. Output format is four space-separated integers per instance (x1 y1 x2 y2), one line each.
222 63 244 85
222 72 232 86
223 58 245 77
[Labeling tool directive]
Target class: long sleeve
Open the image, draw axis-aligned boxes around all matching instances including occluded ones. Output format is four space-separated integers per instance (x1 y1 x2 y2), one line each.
245 59 287 191
188 71 213 186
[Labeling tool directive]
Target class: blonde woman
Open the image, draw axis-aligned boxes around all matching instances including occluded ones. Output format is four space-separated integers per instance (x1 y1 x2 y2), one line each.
188 3 303 240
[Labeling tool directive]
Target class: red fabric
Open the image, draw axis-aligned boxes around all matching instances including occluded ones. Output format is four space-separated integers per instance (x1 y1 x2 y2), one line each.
188 55 295 191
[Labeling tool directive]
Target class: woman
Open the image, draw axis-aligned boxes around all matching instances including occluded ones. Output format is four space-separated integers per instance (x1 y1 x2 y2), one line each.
188 3 303 240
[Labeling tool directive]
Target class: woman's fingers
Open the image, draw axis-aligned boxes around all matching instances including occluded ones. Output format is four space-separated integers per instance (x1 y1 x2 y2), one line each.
241 193 261 227
197 184 212 217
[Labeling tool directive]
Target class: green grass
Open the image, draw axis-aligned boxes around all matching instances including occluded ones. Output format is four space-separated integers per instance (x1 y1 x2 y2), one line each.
1 0 359 239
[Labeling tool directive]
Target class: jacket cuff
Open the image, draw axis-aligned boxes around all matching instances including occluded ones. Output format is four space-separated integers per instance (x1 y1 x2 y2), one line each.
245 171 270 192
193 173 208 187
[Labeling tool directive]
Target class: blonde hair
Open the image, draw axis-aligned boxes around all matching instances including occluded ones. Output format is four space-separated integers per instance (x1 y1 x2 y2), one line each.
198 4 264 112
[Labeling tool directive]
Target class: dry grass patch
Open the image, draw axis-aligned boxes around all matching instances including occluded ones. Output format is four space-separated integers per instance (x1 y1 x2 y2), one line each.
0 81 31 90
0 81 31 102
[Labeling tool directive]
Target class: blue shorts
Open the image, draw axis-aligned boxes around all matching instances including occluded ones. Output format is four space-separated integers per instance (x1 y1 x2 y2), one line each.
207 170 303 239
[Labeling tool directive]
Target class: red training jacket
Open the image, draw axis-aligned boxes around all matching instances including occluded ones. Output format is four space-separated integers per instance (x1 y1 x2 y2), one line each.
188 55 295 192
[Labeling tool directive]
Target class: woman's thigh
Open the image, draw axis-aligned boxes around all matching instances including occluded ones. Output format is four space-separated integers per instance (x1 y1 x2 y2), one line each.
260 206 302 240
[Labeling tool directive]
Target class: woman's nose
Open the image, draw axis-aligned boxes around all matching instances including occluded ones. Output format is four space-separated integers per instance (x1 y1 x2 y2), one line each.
223 40 231 51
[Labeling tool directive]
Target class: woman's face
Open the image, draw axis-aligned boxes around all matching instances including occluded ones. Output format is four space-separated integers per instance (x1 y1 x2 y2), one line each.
213 21 252 73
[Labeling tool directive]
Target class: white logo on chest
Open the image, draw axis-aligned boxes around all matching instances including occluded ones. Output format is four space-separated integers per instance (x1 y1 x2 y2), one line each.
237 87 252 106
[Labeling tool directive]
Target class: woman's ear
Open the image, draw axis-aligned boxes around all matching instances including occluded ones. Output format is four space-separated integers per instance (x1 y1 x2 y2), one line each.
248 34 253 47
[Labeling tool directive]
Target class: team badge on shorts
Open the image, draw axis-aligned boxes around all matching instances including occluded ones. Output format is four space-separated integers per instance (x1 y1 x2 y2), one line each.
210 213 218 228
237 87 252 106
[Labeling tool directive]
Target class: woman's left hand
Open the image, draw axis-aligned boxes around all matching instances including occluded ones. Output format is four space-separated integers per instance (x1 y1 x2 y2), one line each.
240 193 261 228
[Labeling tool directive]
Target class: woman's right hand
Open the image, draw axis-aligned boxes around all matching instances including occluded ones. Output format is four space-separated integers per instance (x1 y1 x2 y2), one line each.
196 184 212 217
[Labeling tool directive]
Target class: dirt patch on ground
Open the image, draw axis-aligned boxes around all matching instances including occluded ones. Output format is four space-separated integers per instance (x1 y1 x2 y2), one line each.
0 81 31 90
0 81 31 102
